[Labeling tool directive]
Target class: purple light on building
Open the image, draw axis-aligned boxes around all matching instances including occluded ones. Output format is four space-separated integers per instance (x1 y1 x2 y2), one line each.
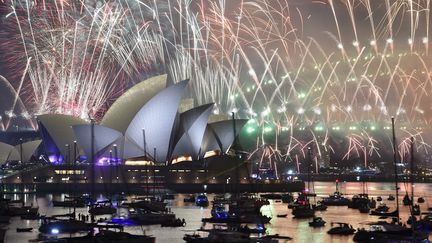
96 157 121 166
48 154 63 163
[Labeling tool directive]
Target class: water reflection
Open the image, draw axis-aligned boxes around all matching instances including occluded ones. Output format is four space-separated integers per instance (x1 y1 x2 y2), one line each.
2 182 432 243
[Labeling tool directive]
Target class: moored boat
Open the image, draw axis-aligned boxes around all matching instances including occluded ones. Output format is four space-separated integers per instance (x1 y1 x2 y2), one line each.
370 209 399 217
309 217 326 227
39 219 96 234
327 222 356 235
353 222 429 242
53 230 156 243
321 191 350 206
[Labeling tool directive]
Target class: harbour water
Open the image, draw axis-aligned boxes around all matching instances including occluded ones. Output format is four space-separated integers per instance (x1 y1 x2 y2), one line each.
3 181 432 243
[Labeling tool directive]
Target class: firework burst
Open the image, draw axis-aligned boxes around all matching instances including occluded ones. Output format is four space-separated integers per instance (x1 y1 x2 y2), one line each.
1 0 432 166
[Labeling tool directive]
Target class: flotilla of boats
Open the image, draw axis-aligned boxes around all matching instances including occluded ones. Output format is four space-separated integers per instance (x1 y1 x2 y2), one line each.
0 188 431 242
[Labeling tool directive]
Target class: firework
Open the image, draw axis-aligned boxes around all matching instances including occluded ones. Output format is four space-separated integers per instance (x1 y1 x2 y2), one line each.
1 0 432 166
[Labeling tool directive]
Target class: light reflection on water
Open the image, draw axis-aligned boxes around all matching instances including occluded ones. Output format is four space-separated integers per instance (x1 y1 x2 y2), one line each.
2 182 432 243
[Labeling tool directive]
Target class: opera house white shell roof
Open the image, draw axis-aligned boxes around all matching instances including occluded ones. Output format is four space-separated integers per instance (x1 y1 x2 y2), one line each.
9 140 42 162
0 142 14 164
32 74 247 164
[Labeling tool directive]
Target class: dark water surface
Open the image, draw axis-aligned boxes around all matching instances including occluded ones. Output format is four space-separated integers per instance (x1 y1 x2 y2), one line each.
3 181 432 243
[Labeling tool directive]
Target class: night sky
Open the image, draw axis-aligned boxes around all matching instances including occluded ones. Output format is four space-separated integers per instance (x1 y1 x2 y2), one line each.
0 0 431 166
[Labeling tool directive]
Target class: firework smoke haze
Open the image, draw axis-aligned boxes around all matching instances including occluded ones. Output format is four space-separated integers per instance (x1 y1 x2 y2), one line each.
0 0 432 165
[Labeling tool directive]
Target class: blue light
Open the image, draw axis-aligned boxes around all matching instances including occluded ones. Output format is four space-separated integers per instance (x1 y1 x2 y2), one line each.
111 217 137 226
51 228 60 234
215 212 229 219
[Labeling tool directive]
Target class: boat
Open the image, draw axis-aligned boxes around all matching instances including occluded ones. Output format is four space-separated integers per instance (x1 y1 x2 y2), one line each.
312 202 327 211
292 204 315 218
276 214 287 218
407 215 417 225
183 224 286 243
89 205 116 216
412 204 421 216
375 203 390 212
195 194 209 207
123 200 167 212
128 208 176 225
54 229 156 243
403 194 412 206
206 199 271 224
359 204 370 214
261 234 292 241
290 192 315 218
88 201 116 215
51 212 75 219
418 197 425 203
321 192 349 206
4 206 39 217
370 209 399 217
238 224 266 234
211 195 267 217
183 230 251 243
289 192 310 208
353 222 429 242
321 191 350 206
327 222 356 235
198 223 267 235
309 217 326 227
16 227 33 232
202 214 272 224
348 194 370 209
39 219 96 234
160 218 186 227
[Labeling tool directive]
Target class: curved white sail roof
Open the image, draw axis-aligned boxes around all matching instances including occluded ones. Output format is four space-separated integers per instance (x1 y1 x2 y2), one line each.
200 119 248 156
126 80 189 163
171 103 214 160
200 126 221 154
99 135 143 160
0 142 14 164
37 114 88 157
72 124 123 158
101 74 167 134
9 140 42 162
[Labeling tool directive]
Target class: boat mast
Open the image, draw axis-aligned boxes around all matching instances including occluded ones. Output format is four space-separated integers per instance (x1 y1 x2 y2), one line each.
232 112 239 198
90 117 95 202
391 117 400 223
410 136 415 235
142 129 149 195
73 140 77 217
153 147 156 196
307 146 311 192
362 145 367 195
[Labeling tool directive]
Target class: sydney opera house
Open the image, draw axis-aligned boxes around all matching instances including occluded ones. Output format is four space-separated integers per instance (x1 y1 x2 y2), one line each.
0 74 287 193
